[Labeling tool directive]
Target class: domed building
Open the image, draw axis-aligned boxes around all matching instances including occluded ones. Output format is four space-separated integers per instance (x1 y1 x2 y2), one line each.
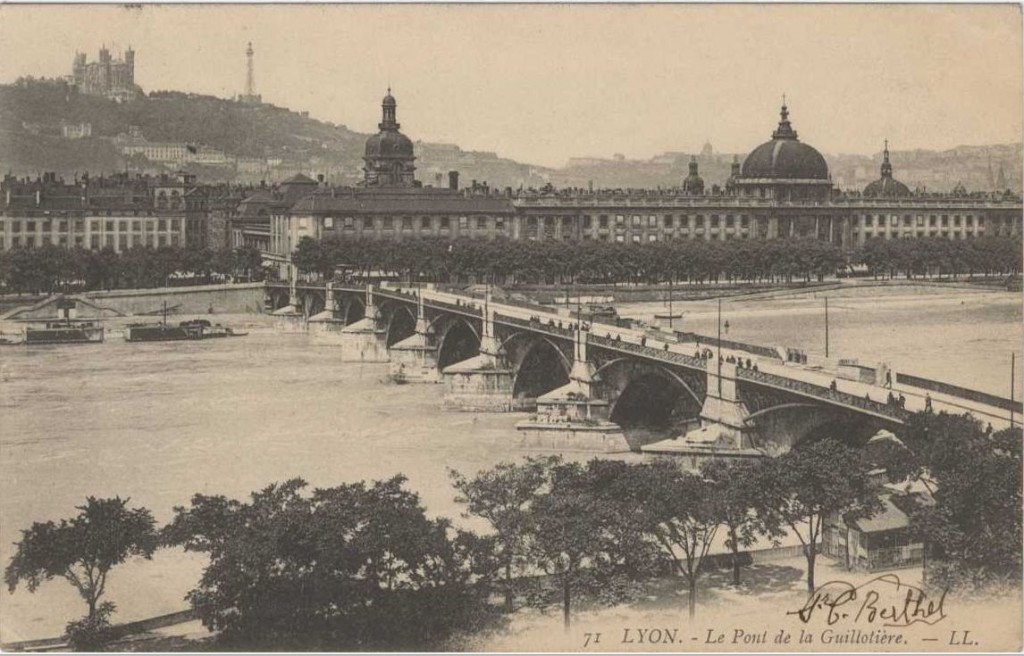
363 88 418 187
863 141 911 198
681 156 705 195
734 102 833 202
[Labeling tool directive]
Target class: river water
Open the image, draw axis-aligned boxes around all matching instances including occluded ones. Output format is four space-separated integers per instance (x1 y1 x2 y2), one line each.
0 284 1020 643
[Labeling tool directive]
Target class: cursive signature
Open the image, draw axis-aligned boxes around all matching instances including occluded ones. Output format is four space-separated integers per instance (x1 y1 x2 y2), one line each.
787 574 948 628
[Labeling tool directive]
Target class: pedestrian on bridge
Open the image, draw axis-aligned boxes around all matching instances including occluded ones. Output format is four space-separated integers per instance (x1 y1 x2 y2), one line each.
925 393 933 412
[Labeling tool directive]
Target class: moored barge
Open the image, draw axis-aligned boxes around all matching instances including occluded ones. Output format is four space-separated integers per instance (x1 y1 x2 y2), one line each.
24 321 105 345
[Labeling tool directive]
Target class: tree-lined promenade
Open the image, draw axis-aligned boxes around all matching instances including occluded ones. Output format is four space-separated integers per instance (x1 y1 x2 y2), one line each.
0 244 265 295
0 235 1019 295
5 413 1020 651
292 235 1023 286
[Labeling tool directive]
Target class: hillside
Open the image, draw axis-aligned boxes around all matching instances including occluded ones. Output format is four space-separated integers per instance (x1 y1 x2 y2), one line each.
1 78 1017 193
0 78 368 182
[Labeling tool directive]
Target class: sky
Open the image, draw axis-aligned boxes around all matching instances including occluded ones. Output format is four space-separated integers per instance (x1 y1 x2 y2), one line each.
0 3 1020 168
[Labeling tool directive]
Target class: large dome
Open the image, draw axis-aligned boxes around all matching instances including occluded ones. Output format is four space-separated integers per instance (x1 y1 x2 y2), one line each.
741 104 829 180
364 130 414 159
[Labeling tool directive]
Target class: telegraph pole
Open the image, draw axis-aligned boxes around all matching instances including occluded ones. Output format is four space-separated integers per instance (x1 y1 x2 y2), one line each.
717 298 723 397
668 276 674 331
1011 352 1017 428
824 296 830 359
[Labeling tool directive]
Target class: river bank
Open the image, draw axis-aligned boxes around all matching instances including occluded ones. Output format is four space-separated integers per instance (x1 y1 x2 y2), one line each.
1 284 1019 644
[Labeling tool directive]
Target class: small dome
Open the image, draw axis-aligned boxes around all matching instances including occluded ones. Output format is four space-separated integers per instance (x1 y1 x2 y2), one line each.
863 141 910 198
364 130 414 159
382 87 396 107
864 177 911 198
741 103 829 180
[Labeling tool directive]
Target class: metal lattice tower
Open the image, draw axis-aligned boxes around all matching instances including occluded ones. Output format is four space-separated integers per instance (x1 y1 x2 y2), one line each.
245 42 256 98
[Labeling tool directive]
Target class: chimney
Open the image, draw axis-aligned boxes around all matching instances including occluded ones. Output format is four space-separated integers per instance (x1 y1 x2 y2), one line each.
448 170 459 190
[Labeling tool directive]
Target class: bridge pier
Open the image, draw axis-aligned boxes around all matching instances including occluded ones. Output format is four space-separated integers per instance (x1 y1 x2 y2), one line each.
642 360 763 467
516 328 629 453
442 298 516 410
339 285 389 362
389 294 441 383
271 267 306 332
309 282 348 345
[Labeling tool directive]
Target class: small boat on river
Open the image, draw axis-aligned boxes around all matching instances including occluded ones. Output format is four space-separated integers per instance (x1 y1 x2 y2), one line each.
125 301 247 342
125 318 246 342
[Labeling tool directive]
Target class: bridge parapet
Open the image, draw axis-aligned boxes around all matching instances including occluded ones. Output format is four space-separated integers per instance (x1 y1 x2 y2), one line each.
674 331 783 361
374 288 484 319
495 313 575 339
588 334 707 371
736 367 911 422
896 372 1022 414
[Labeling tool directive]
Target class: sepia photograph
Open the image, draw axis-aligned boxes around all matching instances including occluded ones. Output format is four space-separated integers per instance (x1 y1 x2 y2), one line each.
0 2 1021 652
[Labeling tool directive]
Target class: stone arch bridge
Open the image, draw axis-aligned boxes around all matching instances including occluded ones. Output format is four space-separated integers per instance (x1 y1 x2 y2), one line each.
263 280 1007 457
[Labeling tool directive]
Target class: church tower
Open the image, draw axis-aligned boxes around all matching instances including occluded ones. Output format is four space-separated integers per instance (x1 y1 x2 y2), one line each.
362 89 417 187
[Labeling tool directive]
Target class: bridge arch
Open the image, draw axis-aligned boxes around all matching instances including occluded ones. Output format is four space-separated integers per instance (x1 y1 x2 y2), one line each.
341 295 366 324
511 336 572 402
436 317 482 370
744 402 879 453
603 361 703 430
269 288 291 311
302 290 326 317
382 303 417 347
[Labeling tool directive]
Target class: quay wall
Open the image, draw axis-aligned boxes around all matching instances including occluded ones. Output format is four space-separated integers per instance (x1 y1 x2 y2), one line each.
79 283 267 316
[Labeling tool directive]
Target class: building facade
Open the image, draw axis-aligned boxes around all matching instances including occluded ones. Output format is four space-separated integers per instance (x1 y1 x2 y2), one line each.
257 93 1020 279
1 172 191 252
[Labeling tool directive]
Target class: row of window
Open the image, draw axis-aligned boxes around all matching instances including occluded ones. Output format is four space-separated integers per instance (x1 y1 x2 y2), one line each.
853 231 983 241
5 233 180 249
318 214 775 232
859 214 1020 228
586 232 757 243
324 215 508 231
3 219 182 233
2 210 174 218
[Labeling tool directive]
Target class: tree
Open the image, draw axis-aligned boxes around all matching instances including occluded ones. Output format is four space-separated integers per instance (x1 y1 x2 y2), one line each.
234 245 264 281
622 460 723 618
756 439 882 592
526 460 657 630
163 476 500 650
896 414 1022 586
701 459 782 586
4 497 158 620
292 236 327 278
449 456 558 612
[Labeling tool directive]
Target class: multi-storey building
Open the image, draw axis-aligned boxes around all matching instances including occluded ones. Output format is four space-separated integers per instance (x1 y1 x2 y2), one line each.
0 172 191 252
260 92 1020 279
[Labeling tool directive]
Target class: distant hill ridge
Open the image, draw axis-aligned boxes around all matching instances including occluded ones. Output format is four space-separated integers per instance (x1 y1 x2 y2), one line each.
0 78 1019 193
